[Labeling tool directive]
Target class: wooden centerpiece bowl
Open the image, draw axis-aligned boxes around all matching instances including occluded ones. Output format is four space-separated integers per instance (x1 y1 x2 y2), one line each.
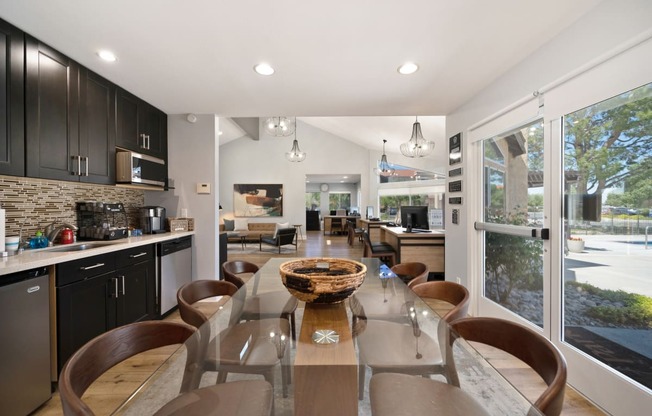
279 258 367 304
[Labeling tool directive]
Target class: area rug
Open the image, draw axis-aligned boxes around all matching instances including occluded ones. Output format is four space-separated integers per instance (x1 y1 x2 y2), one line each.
565 326 652 389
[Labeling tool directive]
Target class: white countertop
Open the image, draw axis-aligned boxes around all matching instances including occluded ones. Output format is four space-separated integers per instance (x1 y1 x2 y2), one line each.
380 226 446 237
0 231 194 277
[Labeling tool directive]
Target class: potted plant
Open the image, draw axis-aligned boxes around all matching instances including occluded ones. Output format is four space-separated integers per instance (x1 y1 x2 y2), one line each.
567 236 585 253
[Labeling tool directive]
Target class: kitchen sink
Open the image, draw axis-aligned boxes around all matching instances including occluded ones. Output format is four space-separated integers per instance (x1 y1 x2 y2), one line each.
45 242 117 252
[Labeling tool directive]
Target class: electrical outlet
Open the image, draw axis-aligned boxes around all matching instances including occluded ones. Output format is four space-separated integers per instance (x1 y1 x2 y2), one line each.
456 277 461 284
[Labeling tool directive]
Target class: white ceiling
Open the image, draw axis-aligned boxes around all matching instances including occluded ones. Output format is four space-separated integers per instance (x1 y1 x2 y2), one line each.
0 0 602 158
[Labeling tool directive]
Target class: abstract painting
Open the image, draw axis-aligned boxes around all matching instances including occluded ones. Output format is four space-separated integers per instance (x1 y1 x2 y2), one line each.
234 184 283 217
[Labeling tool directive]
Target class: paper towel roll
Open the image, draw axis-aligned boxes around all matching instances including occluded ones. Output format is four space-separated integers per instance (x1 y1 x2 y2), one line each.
0 208 5 253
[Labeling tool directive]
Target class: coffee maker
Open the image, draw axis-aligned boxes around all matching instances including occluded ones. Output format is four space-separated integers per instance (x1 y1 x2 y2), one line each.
140 206 166 234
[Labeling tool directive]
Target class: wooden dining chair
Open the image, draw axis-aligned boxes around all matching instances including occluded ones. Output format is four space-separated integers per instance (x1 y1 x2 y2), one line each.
362 231 396 266
222 260 298 340
330 217 344 235
59 321 273 416
446 317 567 416
355 280 470 399
410 281 470 322
177 280 291 398
391 262 428 286
347 220 364 245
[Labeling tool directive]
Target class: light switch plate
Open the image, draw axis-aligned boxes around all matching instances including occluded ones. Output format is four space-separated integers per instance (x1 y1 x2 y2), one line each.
196 183 211 194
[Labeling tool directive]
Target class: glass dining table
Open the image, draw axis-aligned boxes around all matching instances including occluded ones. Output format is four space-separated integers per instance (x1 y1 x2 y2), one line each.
114 258 542 416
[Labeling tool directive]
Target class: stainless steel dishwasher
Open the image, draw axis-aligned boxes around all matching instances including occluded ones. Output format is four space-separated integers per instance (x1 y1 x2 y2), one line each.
157 236 192 316
0 267 52 415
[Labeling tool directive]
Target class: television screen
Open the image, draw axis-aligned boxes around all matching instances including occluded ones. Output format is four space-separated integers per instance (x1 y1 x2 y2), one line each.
400 206 429 230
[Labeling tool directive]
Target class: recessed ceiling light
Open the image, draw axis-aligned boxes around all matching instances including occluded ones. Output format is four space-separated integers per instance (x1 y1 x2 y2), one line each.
397 62 418 75
97 50 117 62
254 63 275 76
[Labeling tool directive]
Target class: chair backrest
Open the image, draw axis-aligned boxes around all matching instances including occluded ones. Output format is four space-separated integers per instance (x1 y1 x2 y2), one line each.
411 281 469 322
276 228 296 244
59 321 198 416
391 262 428 286
177 280 239 329
223 260 259 288
449 317 567 416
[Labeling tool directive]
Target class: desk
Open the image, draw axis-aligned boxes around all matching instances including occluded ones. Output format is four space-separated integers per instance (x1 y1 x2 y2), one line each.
323 215 359 235
115 258 540 416
358 219 391 241
380 226 445 276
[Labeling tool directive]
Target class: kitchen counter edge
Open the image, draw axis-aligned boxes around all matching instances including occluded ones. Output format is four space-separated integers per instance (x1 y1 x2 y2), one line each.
0 232 195 277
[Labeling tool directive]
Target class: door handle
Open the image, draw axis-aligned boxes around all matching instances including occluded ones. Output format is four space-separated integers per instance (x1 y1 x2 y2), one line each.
130 252 148 258
84 156 89 176
139 133 147 148
146 135 151 149
80 262 105 271
120 275 126 295
112 277 119 298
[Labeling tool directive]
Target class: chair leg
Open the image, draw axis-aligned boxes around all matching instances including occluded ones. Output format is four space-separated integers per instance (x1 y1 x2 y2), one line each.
216 370 228 384
358 364 366 400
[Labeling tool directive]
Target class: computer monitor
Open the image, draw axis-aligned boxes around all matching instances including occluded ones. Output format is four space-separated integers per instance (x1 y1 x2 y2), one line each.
400 206 429 230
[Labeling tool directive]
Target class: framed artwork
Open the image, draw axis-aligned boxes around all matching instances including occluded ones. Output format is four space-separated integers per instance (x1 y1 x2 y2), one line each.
233 184 283 217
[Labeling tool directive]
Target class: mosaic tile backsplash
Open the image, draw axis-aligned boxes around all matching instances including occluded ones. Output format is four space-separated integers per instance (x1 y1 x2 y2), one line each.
0 175 145 240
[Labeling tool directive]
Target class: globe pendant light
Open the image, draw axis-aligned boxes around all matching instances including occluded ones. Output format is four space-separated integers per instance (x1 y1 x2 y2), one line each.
286 118 306 162
400 116 435 158
264 116 295 137
374 139 395 176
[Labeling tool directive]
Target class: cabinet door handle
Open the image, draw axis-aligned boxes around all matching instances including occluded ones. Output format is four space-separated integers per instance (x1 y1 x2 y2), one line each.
130 252 148 258
120 275 126 295
71 155 81 175
84 156 89 176
113 277 119 298
139 133 147 148
80 262 105 271
146 135 151 149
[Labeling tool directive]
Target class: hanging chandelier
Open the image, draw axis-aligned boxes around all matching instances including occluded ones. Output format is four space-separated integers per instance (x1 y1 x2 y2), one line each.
286 118 306 162
264 116 295 137
374 139 395 176
400 116 435 158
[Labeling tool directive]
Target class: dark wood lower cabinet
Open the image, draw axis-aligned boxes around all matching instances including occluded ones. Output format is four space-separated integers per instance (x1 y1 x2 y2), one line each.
56 246 156 373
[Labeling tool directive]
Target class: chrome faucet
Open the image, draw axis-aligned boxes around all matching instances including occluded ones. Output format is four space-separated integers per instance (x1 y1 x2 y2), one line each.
45 222 78 243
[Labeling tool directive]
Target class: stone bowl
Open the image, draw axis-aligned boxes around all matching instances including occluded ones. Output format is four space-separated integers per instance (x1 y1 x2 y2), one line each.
279 258 367 304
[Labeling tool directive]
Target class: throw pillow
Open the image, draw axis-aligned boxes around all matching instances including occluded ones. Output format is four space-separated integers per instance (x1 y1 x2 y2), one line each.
223 219 234 231
274 222 290 238
234 218 249 231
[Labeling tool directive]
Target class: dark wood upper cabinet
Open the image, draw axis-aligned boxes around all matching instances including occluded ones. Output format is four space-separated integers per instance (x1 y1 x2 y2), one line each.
25 36 117 184
79 69 116 184
0 19 25 177
25 35 80 181
116 88 167 160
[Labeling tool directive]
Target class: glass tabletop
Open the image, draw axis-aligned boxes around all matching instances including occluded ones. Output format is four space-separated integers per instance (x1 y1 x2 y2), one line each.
114 257 542 416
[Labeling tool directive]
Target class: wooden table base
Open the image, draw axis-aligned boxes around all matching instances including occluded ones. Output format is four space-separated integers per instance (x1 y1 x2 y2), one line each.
294 302 358 415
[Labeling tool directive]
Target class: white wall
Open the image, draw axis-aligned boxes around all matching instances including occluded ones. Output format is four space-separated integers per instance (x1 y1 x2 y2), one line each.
444 0 652 288
146 114 220 280
219 120 370 228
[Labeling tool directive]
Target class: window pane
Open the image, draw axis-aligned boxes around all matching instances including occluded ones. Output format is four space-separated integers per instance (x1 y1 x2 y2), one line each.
482 119 544 326
563 82 652 389
305 192 320 210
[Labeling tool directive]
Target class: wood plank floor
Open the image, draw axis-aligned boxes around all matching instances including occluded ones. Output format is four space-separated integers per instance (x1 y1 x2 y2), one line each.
33 231 604 415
